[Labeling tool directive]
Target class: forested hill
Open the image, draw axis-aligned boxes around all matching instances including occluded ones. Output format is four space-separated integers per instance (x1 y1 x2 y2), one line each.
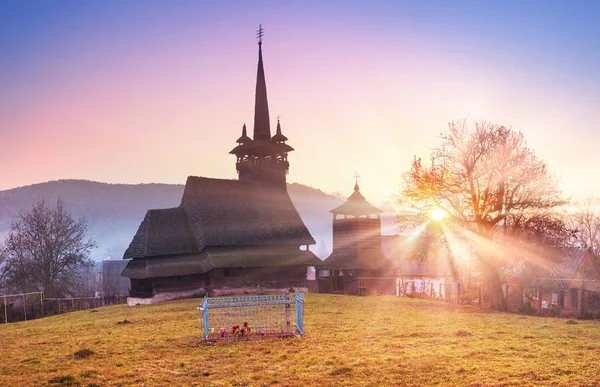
0 180 346 260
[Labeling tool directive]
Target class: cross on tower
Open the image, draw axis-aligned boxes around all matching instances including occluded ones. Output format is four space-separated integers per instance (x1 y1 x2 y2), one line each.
354 171 360 185
256 24 264 44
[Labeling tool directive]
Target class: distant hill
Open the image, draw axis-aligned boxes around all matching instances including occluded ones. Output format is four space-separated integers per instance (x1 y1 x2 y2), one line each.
0 180 345 260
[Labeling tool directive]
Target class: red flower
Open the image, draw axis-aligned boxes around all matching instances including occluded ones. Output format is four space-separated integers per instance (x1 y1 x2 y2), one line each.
243 322 249 328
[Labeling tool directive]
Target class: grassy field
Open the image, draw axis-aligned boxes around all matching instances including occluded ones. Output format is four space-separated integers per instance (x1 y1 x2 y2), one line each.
1 294 600 386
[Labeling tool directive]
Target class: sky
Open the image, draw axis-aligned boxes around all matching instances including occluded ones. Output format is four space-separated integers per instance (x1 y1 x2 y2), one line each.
1 0 600 205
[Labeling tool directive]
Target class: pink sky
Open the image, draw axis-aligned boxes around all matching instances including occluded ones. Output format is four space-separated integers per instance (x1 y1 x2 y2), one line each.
2 2 599 205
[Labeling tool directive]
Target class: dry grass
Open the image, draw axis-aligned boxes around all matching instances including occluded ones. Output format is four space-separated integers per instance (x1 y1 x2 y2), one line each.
1 294 600 386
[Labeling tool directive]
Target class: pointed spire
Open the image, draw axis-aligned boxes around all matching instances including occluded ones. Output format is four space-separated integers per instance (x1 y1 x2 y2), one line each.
236 123 251 144
253 25 271 141
272 117 288 143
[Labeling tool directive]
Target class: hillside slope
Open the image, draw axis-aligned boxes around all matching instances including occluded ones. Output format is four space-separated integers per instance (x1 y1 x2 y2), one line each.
0 180 343 259
0 295 598 386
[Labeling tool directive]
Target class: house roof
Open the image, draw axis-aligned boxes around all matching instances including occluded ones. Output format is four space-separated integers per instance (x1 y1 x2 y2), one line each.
532 248 593 289
124 176 315 260
122 247 321 279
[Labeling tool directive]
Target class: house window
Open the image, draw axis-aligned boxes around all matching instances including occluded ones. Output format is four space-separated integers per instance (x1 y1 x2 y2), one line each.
318 269 330 278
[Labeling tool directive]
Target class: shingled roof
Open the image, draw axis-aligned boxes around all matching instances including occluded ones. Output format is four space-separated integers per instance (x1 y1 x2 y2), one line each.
181 176 314 247
124 176 315 260
324 247 395 271
330 182 383 216
123 207 198 259
122 247 321 279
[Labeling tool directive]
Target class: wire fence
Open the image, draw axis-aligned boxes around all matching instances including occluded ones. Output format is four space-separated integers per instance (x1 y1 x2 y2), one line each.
0 292 127 324
198 293 305 342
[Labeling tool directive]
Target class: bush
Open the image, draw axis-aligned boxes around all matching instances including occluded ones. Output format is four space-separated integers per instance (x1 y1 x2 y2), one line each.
517 302 537 315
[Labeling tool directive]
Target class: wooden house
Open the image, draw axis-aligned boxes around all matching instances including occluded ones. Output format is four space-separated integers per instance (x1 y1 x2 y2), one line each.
122 31 321 299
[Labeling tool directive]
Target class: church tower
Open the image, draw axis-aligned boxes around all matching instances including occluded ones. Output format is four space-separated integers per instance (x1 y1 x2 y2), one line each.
229 26 293 187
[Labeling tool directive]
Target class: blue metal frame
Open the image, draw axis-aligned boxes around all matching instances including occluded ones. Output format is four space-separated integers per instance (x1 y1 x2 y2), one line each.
198 293 305 342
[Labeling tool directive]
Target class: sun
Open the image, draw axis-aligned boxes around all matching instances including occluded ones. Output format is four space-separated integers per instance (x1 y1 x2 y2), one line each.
430 207 446 221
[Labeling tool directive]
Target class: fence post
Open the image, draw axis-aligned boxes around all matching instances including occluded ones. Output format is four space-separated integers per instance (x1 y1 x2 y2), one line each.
203 301 209 339
3 296 7 324
40 293 44 318
23 294 27 321
285 295 291 334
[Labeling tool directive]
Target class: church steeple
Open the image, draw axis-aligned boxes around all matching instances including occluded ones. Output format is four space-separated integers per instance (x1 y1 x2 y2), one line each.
229 26 294 187
253 25 271 141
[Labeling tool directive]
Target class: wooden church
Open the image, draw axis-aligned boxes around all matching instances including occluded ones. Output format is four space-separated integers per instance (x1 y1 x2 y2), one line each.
317 180 397 295
122 28 321 299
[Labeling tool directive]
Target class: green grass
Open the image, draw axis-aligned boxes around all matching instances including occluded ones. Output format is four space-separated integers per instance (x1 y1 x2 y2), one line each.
1 294 600 386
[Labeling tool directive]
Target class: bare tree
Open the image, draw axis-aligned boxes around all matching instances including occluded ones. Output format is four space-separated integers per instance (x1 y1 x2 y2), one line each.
72 264 101 297
568 197 600 278
1 199 96 297
0 246 7 293
400 119 566 309
570 198 600 256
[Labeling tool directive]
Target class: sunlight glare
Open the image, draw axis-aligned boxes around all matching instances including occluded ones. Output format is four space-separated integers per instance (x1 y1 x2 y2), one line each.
430 208 446 221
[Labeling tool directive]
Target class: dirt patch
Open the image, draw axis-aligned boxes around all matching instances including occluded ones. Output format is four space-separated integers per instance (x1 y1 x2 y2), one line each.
407 332 439 338
116 319 132 325
74 349 95 359
456 330 472 337
48 375 76 386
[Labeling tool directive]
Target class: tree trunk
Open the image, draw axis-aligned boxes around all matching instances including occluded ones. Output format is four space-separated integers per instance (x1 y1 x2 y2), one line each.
483 262 506 311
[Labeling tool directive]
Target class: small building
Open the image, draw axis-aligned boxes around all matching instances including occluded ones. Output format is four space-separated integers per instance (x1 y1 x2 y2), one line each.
121 30 321 300
382 235 458 299
527 248 600 317
317 181 396 295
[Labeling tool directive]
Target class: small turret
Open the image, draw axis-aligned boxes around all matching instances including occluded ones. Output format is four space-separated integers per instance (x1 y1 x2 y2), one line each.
236 123 252 144
272 119 288 143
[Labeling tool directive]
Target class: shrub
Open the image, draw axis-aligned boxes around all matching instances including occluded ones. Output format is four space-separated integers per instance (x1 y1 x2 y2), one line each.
517 302 536 315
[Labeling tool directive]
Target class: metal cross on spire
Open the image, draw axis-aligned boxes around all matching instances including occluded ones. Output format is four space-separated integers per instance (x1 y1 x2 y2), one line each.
257 24 264 44
353 171 361 191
